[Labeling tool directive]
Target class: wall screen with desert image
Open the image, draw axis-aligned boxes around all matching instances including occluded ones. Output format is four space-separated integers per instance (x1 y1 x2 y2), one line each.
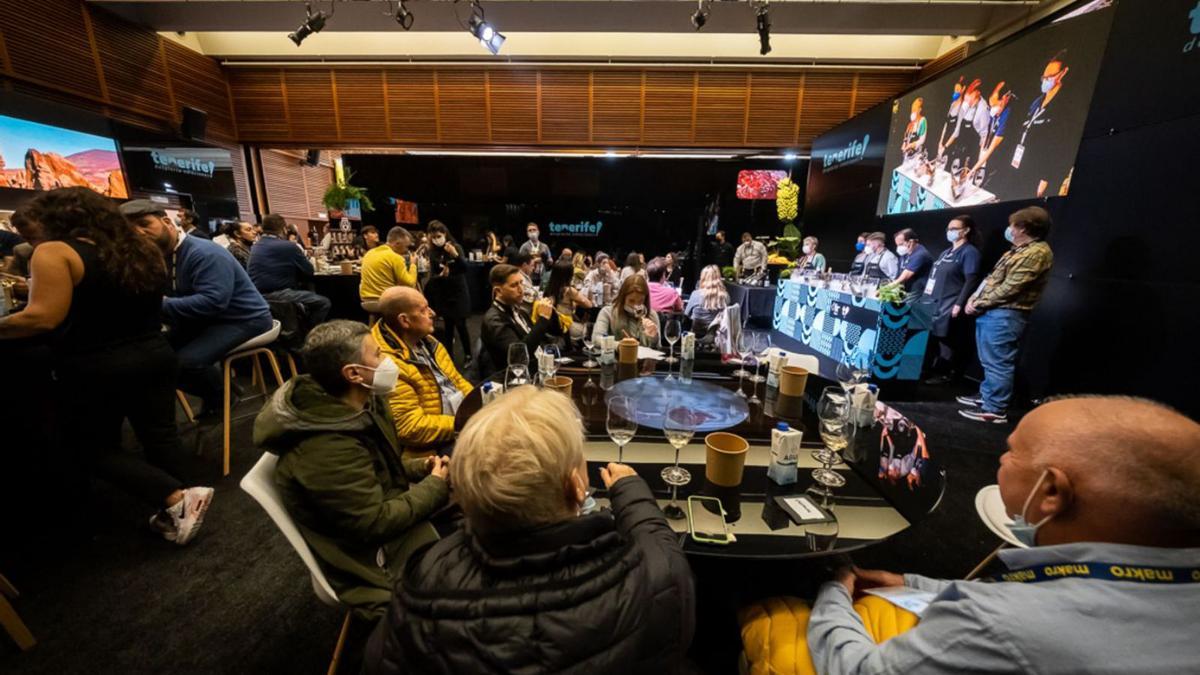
0 113 127 199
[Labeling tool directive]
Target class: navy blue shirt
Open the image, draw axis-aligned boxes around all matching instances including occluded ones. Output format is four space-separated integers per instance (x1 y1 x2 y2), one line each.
248 234 315 294
164 233 271 325
898 243 934 293
0 229 22 257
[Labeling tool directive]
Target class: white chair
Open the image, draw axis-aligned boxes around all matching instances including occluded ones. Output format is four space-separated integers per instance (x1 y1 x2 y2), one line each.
222 320 285 476
965 484 1028 580
783 352 821 376
241 453 352 675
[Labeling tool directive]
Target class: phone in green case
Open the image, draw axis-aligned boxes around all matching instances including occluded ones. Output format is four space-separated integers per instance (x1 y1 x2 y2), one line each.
688 496 732 545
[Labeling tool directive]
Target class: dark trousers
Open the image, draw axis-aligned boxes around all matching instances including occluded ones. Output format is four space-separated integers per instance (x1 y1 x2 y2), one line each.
436 317 472 362
264 288 332 327
169 315 274 409
930 315 974 379
57 336 187 507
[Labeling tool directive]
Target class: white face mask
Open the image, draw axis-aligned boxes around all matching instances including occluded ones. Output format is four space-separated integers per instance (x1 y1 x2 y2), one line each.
356 357 400 395
431 236 446 247
527 232 538 242
990 105 1002 117
896 244 909 257
624 303 644 318
802 244 813 255
1041 76 1056 94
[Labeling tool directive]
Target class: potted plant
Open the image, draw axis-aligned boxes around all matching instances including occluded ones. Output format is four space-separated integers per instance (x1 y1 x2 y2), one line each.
322 171 375 217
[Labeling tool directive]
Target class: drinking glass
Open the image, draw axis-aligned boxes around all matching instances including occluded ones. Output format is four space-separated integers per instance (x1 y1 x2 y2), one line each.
660 404 697 520
606 395 637 463
504 365 526 391
581 323 599 369
507 343 529 385
663 319 681 366
810 387 850 503
734 330 752 398
541 344 560 382
749 331 771 384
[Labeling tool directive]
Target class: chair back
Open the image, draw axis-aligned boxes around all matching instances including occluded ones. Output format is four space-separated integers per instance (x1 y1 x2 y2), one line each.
240 452 341 606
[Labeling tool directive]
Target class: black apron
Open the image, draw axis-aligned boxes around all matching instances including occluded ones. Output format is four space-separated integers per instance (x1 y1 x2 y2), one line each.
862 252 889 281
848 253 866 275
923 244 974 337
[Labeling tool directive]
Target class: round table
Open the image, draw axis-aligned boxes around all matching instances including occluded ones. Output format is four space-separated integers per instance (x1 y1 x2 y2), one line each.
454 354 945 560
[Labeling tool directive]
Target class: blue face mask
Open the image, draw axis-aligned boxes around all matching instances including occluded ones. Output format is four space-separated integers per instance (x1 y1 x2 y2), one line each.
1004 226 1015 243
1006 469 1054 547
855 242 866 252
946 230 960 243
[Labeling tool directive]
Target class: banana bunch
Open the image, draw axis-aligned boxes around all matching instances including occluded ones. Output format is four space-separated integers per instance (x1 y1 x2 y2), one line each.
776 176 799 223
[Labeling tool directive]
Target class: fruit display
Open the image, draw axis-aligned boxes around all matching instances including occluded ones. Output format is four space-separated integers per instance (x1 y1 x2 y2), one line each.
776 176 799 222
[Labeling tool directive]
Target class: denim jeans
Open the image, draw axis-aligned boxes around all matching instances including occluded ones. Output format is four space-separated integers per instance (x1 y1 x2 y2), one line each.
170 315 274 409
975 308 1029 414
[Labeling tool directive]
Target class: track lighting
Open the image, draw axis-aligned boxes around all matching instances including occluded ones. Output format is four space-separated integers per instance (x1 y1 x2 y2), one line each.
288 2 329 46
467 1 505 55
394 0 414 30
754 0 771 56
691 0 710 30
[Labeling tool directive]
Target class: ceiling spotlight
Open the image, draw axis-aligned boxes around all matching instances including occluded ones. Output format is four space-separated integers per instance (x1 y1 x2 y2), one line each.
289 2 329 46
691 0 710 30
467 1 506 55
394 0 414 30
754 0 771 56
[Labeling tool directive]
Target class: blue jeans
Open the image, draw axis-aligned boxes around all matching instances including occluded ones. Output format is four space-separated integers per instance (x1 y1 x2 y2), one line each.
170 316 274 409
975 308 1029 414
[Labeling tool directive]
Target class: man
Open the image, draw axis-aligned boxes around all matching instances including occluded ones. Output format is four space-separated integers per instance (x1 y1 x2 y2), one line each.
512 250 537 302
733 232 768 280
889 228 933 294
249 213 331 326
710 230 735 269
255 320 450 618
941 79 990 189
583 252 620 306
370 286 472 458
481 263 564 373
741 396 1200 675
360 226 418 314
122 200 273 417
860 231 899 280
967 82 1015 187
1014 53 1072 198
518 222 553 285
959 206 1054 423
178 209 209 240
646 256 682 313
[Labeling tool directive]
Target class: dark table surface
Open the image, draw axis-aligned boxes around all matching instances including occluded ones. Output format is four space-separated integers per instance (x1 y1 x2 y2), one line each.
455 352 945 560
725 283 777 328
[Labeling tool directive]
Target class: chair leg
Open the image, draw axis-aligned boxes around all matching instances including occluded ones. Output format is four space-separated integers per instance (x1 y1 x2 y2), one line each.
0 575 35 651
286 352 299 379
261 349 286 389
964 542 1006 581
176 390 196 423
223 358 234 477
327 611 352 675
252 356 267 395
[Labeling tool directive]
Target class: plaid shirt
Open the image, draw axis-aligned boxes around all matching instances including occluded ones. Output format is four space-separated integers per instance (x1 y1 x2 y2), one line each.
973 240 1053 311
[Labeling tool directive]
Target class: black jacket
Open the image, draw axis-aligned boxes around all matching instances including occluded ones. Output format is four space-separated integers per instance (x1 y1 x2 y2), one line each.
363 476 696 675
480 300 563 376
425 241 471 319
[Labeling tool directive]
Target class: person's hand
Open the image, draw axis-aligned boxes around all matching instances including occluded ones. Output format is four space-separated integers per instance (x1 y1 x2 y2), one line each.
443 242 456 255
438 266 450 277
600 462 637 488
642 317 658 339
834 566 856 595
535 299 554 319
951 304 961 318
428 456 450 481
852 567 905 592
965 299 979 316
937 142 945 157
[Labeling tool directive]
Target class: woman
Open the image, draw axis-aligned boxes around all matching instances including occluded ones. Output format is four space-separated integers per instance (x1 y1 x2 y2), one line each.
412 231 431 289
226 221 256 271
0 188 213 544
646 256 683 314
423 221 471 362
571 252 588 286
683 264 729 338
797 236 827 272
619 251 644 283
479 229 502 261
923 214 982 385
592 274 660 347
545 259 593 340
665 251 683 287
364 386 695 674
848 231 871 275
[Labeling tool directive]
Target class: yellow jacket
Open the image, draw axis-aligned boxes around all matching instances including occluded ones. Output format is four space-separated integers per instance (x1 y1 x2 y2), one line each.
370 321 473 457
360 244 417 300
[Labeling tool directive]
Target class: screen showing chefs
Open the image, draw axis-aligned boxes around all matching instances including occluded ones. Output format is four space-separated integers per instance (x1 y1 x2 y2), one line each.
1012 51 1072 198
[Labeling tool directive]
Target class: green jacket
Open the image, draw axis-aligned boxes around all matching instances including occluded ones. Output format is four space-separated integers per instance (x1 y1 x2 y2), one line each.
253 375 450 618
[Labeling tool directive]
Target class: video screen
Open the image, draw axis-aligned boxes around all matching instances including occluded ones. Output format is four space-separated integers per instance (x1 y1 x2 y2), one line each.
736 169 789 200
877 4 1113 215
0 114 127 198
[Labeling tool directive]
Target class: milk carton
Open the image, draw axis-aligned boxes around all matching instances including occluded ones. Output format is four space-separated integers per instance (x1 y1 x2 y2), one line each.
767 422 804 485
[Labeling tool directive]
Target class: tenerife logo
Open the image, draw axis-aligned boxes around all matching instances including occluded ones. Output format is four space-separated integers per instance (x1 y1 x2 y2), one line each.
151 151 216 178
1186 1 1200 53
822 134 870 172
548 220 604 236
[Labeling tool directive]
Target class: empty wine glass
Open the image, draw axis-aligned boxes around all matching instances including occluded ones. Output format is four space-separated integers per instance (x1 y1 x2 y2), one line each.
581 323 599 369
731 327 752 379
734 330 753 398
661 404 697 520
606 395 637 463
663 319 681 366
507 343 529 385
749 331 771 384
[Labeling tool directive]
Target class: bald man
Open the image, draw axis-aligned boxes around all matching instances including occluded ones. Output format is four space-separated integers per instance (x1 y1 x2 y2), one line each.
744 396 1200 675
369 287 473 457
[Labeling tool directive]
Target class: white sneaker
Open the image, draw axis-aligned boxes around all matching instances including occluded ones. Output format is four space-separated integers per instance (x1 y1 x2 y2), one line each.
150 487 215 545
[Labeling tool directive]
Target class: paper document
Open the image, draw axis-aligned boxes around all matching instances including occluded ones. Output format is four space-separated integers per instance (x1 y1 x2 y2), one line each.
637 346 665 360
862 586 936 617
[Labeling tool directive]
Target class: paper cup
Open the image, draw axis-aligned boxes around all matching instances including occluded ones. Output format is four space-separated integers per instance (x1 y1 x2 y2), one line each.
618 337 639 364
543 376 573 398
339 261 354 275
779 366 809 397
705 432 750 488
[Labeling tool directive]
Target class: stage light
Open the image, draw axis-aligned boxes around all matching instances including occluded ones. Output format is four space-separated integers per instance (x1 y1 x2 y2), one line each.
289 2 329 46
783 152 797 161
467 1 506 55
754 1 771 56
394 0 414 30
605 151 618 158
691 0 710 30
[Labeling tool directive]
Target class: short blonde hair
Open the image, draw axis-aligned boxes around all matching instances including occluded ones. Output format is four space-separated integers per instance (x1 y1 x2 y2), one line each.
451 385 585 532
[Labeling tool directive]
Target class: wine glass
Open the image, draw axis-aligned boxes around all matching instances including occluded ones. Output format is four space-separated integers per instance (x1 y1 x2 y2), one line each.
663 319 681 366
749 331 771 384
606 395 637 463
734 330 753 398
504 365 526 391
541 344 560 382
660 404 697 520
507 343 529 385
581 323 599 369
809 387 850 505
731 327 752 379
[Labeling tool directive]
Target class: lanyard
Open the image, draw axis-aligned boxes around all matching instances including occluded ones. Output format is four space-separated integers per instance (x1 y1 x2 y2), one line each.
991 563 1200 585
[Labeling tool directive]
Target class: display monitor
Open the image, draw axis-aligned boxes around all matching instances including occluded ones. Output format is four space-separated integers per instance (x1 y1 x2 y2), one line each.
877 3 1114 215
0 113 126 198
736 169 789 200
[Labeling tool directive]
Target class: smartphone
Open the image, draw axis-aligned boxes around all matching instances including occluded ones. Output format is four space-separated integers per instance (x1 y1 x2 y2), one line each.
688 495 732 545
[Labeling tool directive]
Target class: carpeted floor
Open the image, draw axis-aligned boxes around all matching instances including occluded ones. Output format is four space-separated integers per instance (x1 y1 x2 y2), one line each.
0 325 1017 674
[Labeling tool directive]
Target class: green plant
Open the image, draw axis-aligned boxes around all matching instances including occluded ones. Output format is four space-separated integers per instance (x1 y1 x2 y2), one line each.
772 223 803 260
322 171 375 213
877 283 908 304
721 266 737 281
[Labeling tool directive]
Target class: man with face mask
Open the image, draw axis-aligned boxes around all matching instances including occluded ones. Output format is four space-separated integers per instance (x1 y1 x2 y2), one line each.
370 286 472 458
255 319 451 618
121 200 272 418
1013 53 1071 198
518 222 553 285
741 395 1200 675
861 231 899 280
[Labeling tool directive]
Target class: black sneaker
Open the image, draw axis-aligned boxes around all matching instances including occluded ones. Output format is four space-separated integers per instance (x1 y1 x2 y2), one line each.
956 394 984 407
958 409 1008 424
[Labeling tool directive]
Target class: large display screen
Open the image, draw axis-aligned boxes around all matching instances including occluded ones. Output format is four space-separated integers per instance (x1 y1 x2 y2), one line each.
877 4 1114 215
0 114 127 198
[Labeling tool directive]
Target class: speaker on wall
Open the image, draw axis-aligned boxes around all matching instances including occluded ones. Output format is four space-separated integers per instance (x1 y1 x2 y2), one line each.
181 106 207 141
303 149 321 167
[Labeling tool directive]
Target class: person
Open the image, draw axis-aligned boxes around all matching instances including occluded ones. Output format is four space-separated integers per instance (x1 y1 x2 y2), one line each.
255 320 450 618
123 200 273 417
360 226 418 314
226 221 256 271
211 221 234 249
941 79 990 189
545 258 593 340
518 222 553 285
370 286 472 458
710 229 735 269
847 231 871 275
412 231 431 289
558 247 574 263
423 221 471 362
592 274 661 348
900 97 927 160
1015 52 1073 198
860 232 899 281
481 263 565 373
683 264 729 338
923 215 982 385
571 251 588 286
359 225 381 251
178 209 209 240
646 256 683 314
512 250 537 302
888 228 933 293
249 213 331 325
619 251 645 283
582 252 620 306
959 206 1054 423
364 386 696 674
0 188 213 544
740 395 1200 675
934 75 967 166
4 210 40 299
499 233 518 264
479 229 502 261
286 225 303 246
0 223 23 257
797 236 826 272
967 82 1015 187
733 232 768 280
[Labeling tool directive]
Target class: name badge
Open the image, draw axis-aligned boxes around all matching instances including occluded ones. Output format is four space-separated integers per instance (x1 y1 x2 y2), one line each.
1011 143 1025 169
923 277 936 296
